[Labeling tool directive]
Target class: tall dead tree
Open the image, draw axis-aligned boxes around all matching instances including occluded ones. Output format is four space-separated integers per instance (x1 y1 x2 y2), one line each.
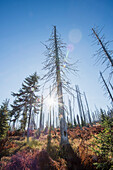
42 112 44 129
92 111 96 124
42 26 77 145
100 72 113 103
39 95 43 135
68 98 73 126
49 86 52 129
76 85 83 126
84 92 92 126
48 112 49 128
53 105 55 129
37 114 39 129
74 116 77 127
56 116 57 128
92 28 113 69
78 87 86 125
77 114 81 129
73 95 75 124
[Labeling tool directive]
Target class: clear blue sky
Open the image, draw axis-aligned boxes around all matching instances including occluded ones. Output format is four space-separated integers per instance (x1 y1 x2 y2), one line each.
0 0 113 112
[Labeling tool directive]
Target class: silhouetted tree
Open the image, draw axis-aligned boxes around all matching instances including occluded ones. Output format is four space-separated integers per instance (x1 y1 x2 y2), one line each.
11 72 40 143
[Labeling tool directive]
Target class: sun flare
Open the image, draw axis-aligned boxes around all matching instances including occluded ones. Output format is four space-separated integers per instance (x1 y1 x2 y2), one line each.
46 96 57 107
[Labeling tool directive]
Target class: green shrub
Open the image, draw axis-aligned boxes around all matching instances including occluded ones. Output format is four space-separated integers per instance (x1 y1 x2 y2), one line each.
29 139 41 148
91 111 113 170
0 99 9 141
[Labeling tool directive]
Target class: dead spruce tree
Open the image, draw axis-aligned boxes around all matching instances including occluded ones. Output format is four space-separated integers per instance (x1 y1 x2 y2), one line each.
39 95 43 136
76 85 86 127
68 98 73 127
100 72 113 103
92 27 113 78
53 105 55 129
42 26 77 145
84 92 92 126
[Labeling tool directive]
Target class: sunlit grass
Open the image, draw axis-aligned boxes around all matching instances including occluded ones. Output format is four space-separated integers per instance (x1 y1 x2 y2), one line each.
28 139 47 150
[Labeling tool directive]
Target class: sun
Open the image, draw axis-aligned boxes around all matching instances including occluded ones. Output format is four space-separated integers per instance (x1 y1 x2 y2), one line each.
47 97 55 106
46 95 57 107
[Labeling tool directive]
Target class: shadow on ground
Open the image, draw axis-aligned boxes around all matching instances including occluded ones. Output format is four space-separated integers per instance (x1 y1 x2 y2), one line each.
46 132 96 170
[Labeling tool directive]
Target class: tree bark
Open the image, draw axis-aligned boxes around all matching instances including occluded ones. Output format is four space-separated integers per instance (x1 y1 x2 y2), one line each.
54 26 69 145
27 104 32 143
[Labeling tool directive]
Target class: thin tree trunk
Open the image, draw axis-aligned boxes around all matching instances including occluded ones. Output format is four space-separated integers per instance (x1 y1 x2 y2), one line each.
43 112 44 130
77 86 86 125
27 104 32 143
92 28 113 67
56 116 57 128
49 86 51 129
68 98 73 126
53 105 54 129
13 120 15 131
77 114 82 129
76 85 83 126
100 72 113 103
47 112 49 128
54 26 69 145
37 114 38 129
84 92 92 126
39 95 43 135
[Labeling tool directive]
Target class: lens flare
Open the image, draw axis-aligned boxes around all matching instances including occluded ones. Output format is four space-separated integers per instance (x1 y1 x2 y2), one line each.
45 95 57 107
63 44 74 68
69 29 82 43
67 44 74 52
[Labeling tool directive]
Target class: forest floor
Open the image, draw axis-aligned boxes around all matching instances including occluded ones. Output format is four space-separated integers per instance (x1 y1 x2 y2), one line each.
0 123 103 170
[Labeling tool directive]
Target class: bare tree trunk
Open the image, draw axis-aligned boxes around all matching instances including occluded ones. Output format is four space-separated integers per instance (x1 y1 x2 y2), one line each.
76 85 84 126
84 92 92 126
13 120 15 131
74 116 77 127
100 72 113 103
68 98 73 126
39 95 43 135
54 26 69 145
92 112 96 124
77 86 86 125
53 105 54 129
56 116 57 128
49 86 51 129
77 114 81 129
92 28 113 67
27 104 32 143
48 112 49 128
37 114 38 129
43 112 44 130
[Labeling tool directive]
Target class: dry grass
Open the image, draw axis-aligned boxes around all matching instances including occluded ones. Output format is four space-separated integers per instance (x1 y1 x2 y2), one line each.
0 125 103 170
